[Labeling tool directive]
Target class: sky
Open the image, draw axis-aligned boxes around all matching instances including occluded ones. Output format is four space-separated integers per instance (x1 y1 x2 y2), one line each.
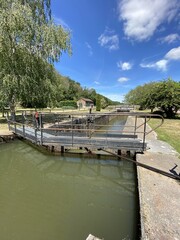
51 0 180 102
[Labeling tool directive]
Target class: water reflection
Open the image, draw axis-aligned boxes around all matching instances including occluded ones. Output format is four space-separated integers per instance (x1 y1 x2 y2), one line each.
0 140 139 240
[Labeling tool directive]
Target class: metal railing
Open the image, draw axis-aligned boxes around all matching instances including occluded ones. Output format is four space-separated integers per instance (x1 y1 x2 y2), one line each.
7 112 164 152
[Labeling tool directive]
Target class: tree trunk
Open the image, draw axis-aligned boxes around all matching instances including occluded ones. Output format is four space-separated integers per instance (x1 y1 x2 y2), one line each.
165 107 175 118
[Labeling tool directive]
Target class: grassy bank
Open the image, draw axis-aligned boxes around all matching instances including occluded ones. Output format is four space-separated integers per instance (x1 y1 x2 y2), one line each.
148 118 180 154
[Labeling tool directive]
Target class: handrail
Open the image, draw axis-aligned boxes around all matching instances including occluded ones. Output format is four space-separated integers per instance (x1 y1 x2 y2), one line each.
7 112 164 152
135 117 151 131
145 114 164 136
126 113 164 137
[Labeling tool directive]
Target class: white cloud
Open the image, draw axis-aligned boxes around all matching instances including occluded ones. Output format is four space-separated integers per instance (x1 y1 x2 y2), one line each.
98 29 119 50
165 46 180 60
159 34 180 44
85 42 93 56
140 46 180 71
117 61 133 70
155 60 169 71
140 59 168 71
118 77 129 82
118 0 179 41
94 81 100 85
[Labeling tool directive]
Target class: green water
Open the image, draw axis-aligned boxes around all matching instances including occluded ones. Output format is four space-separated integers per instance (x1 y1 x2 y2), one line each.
0 140 139 240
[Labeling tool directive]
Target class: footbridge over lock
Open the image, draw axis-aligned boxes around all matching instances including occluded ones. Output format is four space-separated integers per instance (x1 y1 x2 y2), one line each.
7 112 164 155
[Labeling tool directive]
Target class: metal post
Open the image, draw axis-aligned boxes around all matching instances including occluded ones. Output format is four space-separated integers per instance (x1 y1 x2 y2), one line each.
14 122 17 134
40 113 43 145
35 128 37 144
134 115 137 136
143 116 147 151
40 128 43 145
23 124 25 137
71 115 74 146
40 113 43 128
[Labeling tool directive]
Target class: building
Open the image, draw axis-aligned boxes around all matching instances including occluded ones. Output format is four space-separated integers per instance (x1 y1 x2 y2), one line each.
77 98 94 109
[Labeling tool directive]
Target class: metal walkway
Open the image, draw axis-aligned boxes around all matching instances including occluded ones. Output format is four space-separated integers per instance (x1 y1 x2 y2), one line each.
8 112 164 153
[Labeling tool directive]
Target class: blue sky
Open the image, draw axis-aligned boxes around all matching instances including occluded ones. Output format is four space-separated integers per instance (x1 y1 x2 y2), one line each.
51 0 180 102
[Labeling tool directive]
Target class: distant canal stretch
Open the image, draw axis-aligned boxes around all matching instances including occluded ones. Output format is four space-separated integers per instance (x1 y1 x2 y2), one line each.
0 117 139 240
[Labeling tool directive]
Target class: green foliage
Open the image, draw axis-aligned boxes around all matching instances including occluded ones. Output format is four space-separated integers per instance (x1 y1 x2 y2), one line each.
110 101 121 105
58 100 77 109
156 79 180 117
96 94 101 111
80 88 113 109
124 82 157 111
125 78 180 118
0 0 114 111
0 0 71 111
81 88 97 104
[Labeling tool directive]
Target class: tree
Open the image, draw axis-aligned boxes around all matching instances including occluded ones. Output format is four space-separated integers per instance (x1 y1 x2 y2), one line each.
125 78 180 118
96 94 101 111
124 82 157 111
155 79 180 118
0 0 71 116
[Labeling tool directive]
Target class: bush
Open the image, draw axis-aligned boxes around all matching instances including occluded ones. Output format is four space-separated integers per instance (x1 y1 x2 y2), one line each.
57 101 77 108
61 106 76 110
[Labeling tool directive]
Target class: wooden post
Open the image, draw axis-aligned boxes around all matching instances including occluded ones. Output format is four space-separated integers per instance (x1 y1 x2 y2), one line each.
61 146 64 153
51 146 55 152
117 149 121 160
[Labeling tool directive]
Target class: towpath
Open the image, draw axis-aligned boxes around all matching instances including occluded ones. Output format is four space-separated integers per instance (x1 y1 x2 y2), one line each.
135 117 180 239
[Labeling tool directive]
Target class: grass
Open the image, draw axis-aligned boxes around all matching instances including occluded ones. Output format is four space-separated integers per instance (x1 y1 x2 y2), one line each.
148 117 180 154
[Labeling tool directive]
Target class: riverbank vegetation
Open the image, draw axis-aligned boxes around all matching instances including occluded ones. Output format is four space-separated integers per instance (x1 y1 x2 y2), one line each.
148 116 180 154
125 78 180 118
125 78 180 153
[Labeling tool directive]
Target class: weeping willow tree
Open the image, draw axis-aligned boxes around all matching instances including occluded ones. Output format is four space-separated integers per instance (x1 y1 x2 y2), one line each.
0 0 71 117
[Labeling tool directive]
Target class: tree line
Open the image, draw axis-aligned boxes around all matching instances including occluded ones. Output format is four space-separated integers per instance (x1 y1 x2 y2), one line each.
124 78 180 118
0 0 116 115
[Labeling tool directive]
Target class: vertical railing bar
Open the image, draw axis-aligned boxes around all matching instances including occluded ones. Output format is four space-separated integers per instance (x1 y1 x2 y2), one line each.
143 116 147 151
40 113 43 145
14 122 17 134
35 128 37 144
23 124 25 137
134 115 137 136
71 115 74 146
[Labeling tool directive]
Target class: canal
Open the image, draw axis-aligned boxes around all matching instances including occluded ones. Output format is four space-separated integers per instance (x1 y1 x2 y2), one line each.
0 117 140 240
